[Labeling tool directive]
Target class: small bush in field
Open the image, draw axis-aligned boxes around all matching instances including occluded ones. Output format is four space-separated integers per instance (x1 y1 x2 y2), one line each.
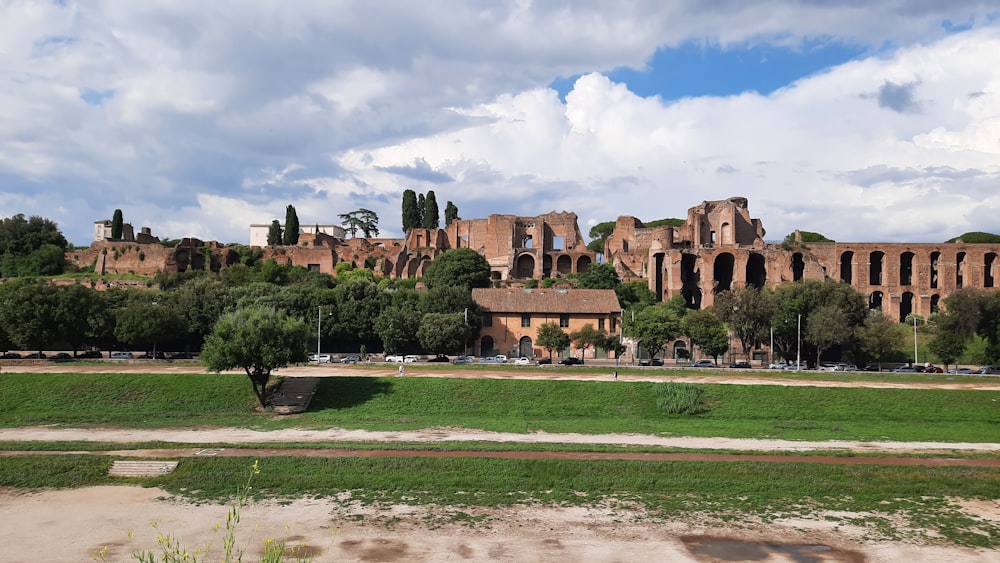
655 382 709 415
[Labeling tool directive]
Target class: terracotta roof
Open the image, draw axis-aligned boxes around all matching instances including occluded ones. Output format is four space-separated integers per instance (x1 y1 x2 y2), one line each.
472 288 621 314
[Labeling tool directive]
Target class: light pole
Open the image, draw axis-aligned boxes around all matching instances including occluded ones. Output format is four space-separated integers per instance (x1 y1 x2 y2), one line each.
796 313 802 371
316 306 331 365
912 314 918 365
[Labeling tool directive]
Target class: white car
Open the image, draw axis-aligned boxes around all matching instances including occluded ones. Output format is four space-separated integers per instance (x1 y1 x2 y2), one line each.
308 353 332 363
494 355 508 363
513 357 531 365
403 355 419 363
385 354 405 363
691 359 716 368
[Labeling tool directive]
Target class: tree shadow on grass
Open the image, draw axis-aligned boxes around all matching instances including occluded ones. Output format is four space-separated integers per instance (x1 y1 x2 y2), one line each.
308 377 394 411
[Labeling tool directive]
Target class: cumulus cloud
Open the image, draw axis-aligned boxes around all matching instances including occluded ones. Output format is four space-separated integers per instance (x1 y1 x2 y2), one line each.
1 1 999 244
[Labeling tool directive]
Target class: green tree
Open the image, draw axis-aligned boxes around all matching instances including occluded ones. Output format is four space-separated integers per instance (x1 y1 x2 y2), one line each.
55 284 103 355
416 193 426 227
615 280 657 311
266 220 283 245
422 248 491 290
587 221 615 254
417 312 469 355
339 209 380 238
402 189 420 231
682 308 728 362
202 306 310 408
423 190 439 229
111 209 124 239
330 278 390 343
282 205 300 245
171 276 230 345
0 214 68 277
114 295 186 357
568 323 604 363
444 201 459 226
856 311 906 369
712 287 775 361
0 279 61 355
927 314 969 370
535 322 570 362
805 304 852 364
374 305 423 353
576 262 619 290
632 300 685 360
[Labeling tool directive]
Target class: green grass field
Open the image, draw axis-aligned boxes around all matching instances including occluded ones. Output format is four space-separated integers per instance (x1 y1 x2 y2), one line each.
1 372 998 442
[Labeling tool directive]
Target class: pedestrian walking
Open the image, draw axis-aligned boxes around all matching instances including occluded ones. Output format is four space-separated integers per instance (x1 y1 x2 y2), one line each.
398 364 404 377
613 370 618 380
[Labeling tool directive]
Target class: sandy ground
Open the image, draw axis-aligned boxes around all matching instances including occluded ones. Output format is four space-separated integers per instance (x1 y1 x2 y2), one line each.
2 364 1000 561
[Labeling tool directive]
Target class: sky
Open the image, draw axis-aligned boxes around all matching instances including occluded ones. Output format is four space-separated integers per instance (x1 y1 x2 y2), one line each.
2 1 999 247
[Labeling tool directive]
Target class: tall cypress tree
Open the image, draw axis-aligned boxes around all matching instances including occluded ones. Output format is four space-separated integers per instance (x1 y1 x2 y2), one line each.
111 209 123 239
266 220 283 245
423 190 440 229
416 194 426 229
401 189 419 231
445 201 459 226
283 205 300 245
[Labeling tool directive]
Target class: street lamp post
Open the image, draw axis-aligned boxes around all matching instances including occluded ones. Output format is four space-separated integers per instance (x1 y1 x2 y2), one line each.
796 313 802 371
913 314 918 365
316 306 323 365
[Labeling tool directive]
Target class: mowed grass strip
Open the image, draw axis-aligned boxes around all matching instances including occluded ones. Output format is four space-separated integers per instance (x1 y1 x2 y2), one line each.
1 373 999 442
1 455 998 548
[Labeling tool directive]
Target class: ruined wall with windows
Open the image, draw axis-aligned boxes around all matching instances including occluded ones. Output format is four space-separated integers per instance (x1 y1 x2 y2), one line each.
607 197 1000 322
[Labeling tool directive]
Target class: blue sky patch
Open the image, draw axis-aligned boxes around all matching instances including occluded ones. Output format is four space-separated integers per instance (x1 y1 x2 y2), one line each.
79 88 115 106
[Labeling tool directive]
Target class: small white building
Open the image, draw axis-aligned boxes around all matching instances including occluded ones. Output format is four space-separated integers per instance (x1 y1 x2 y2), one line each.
249 223 346 247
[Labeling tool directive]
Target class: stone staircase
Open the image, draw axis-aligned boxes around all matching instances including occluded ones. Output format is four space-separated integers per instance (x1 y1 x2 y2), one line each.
108 460 179 477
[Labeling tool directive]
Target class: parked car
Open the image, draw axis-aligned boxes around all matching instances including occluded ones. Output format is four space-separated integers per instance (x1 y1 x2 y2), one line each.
948 367 974 375
452 356 472 365
110 352 133 360
559 357 583 365
493 355 508 363
892 366 917 373
308 353 332 363
819 363 841 372
385 355 405 363
513 357 531 365
0 352 22 359
168 352 194 360
22 352 46 359
783 362 809 370
427 355 451 362
639 358 663 366
535 358 552 365
979 365 1000 375
478 356 500 364
48 352 74 362
922 365 944 374
768 362 787 369
403 355 419 363
138 351 168 360
729 361 752 369
836 364 859 372
340 354 361 364
691 359 716 368
77 350 103 359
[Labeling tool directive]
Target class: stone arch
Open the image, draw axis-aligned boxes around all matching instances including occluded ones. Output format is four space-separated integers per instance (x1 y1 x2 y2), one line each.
930 294 941 314
556 254 572 275
480 336 495 357
900 251 914 285
986 252 997 288
680 253 701 309
869 290 883 311
672 340 688 361
791 252 805 282
515 254 535 278
930 251 940 289
745 253 766 289
900 291 914 323
542 255 553 277
840 251 854 284
577 255 592 273
713 253 735 294
869 251 884 286
956 251 966 288
518 336 533 358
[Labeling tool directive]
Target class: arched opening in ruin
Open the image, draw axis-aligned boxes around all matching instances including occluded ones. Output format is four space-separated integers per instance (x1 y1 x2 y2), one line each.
556 254 572 275
721 222 732 245
175 249 190 272
840 251 853 284
791 253 805 282
745 253 766 289
930 294 940 314
869 251 884 285
900 252 914 285
653 253 665 301
577 255 592 273
673 340 688 361
416 256 432 277
713 253 735 294
986 252 997 288
542 255 553 278
956 252 966 288
680 253 702 309
869 291 883 311
930 251 940 289
480 336 495 357
515 254 535 278
900 291 914 323
518 336 533 359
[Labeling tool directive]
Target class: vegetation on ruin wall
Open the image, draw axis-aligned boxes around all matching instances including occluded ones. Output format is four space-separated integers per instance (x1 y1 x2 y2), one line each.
1 373 998 442
1 454 998 548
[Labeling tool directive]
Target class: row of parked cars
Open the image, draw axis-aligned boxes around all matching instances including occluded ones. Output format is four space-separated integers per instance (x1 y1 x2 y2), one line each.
0 351 195 360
